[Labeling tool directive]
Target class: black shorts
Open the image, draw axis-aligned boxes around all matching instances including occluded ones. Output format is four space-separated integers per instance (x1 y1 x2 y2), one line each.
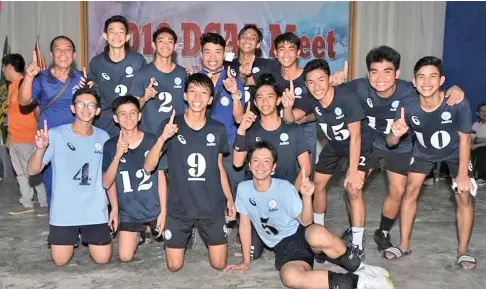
48 223 111 246
274 225 315 271
315 146 371 175
163 215 228 248
409 156 474 178
369 148 412 176
119 219 158 233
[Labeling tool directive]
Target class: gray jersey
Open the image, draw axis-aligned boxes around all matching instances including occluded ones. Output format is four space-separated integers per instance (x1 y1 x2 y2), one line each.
89 51 147 137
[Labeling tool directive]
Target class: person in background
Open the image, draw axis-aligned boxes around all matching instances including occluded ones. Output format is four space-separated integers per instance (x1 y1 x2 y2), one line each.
2 54 48 216
471 103 486 185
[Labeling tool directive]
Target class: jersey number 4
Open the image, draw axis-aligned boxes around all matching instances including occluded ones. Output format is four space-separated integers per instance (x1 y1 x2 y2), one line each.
73 163 90 186
119 169 153 193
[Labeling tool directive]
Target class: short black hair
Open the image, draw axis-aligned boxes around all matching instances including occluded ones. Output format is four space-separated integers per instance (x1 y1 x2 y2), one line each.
200 32 226 50
365 46 400 71
104 15 129 33
111 94 140 114
238 25 263 43
477 103 486 112
1 54 25 74
246 141 279 165
152 27 178 43
273 32 300 50
50 36 76 53
414 56 443 77
303 59 331 80
255 73 281 97
185 73 215 97
72 87 100 106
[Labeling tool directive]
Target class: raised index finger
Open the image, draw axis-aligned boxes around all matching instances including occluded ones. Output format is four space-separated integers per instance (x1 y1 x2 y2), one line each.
344 60 349 80
400 107 405 121
32 50 38 64
302 167 306 183
246 101 251 112
82 67 88 78
148 77 155 88
119 130 123 141
289 79 294 93
227 66 233 78
168 109 176 124
43 119 48 131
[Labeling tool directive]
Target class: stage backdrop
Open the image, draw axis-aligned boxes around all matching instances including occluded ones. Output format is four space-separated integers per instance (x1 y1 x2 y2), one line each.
87 1 350 73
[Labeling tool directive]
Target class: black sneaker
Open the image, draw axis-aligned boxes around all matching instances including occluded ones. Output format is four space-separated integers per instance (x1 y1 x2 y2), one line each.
315 252 327 264
351 244 366 261
374 229 393 251
341 228 353 247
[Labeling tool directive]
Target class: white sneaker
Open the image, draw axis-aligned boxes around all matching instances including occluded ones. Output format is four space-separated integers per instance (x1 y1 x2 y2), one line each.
356 270 395 289
358 263 390 278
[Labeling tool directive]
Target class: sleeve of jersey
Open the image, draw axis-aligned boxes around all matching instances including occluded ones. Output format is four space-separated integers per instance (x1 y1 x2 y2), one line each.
102 140 114 173
31 75 42 101
219 127 231 155
42 130 56 165
345 93 365 124
295 125 311 154
288 183 303 219
235 183 249 215
128 73 145 97
457 99 473 133
341 78 367 94
295 95 315 114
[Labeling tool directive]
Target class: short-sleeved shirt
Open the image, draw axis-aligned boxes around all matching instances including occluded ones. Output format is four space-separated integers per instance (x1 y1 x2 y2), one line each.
32 69 83 129
235 178 302 248
102 132 161 223
347 78 416 153
229 57 280 102
397 96 472 162
89 50 146 137
160 115 230 219
303 86 372 154
42 124 110 226
239 120 310 182
200 68 246 145
129 63 187 136
472 121 486 143
7 78 37 143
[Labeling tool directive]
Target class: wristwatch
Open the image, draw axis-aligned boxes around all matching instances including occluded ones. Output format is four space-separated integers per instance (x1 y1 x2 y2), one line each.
232 91 242 100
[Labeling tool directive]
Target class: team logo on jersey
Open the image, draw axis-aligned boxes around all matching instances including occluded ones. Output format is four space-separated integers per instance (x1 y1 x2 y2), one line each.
441 111 452 124
366 98 373 108
177 135 187 144
220 96 230 106
390 100 400 111
411 116 420 125
120 157 127 163
256 136 262 142
244 86 251 103
164 229 172 240
125 66 134 78
249 198 257 206
101 73 110 81
94 143 103 154
315 107 322 116
174 77 182 88
410 157 415 165
206 133 216 146
67 142 76 151
269 199 278 211
230 68 237 77
252 67 260 74
335 107 344 119
294 87 303 99
279 133 289 146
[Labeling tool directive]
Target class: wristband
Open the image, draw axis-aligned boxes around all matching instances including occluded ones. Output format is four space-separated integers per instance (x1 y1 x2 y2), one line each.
233 134 247 152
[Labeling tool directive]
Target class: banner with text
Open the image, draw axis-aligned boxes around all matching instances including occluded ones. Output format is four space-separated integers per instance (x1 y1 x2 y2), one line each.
87 1 350 72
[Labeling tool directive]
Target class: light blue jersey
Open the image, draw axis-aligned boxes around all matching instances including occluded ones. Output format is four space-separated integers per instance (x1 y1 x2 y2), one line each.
43 124 109 226
235 178 302 248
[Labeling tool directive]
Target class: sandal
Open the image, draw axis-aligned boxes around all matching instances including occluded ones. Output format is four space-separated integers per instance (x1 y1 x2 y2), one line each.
457 254 477 270
383 247 411 260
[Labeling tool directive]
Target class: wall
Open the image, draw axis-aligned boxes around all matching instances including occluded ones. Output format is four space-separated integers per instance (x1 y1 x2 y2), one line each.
0 1 81 68
442 2 486 120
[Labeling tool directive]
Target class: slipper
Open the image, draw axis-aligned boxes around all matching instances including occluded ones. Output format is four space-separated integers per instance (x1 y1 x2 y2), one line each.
457 254 477 270
383 247 411 260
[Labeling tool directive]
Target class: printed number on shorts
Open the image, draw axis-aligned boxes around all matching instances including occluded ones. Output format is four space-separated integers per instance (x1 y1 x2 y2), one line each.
73 163 90 185
187 153 207 181
319 122 350 141
359 156 366 167
119 169 153 193
260 217 278 235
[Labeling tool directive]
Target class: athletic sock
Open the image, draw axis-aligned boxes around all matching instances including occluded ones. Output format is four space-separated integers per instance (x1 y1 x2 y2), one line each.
379 215 394 234
352 227 364 250
313 213 325 226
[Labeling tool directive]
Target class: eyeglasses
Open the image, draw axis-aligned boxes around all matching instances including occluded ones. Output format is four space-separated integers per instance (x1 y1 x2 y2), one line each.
75 101 98 110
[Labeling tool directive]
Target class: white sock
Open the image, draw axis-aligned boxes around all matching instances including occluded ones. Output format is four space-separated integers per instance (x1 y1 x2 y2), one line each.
352 227 364 250
313 213 325 226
